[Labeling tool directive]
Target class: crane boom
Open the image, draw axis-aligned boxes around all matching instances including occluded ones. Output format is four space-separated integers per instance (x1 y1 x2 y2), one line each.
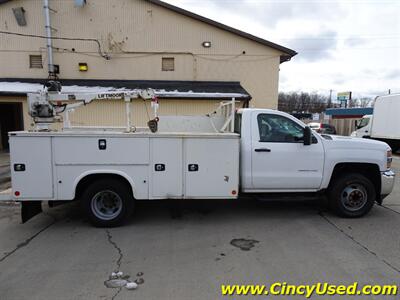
27 81 156 132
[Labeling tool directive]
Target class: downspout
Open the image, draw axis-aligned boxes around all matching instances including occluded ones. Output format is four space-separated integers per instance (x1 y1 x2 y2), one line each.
43 0 54 77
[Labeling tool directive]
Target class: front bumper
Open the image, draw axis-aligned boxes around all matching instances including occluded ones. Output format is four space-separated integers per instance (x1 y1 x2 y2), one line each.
381 169 395 197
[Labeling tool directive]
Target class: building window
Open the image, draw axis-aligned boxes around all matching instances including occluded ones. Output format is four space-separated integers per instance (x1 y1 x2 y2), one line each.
29 55 43 69
162 57 174 71
12 7 27 26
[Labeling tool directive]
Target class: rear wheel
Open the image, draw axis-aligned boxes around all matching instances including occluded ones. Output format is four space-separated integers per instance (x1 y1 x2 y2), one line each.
82 179 134 227
328 173 375 218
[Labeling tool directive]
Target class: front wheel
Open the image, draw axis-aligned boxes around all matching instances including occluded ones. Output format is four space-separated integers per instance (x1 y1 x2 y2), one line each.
82 179 134 227
328 173 376 218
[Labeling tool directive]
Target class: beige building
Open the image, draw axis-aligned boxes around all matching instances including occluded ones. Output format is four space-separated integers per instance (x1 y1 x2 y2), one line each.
0 0 296 149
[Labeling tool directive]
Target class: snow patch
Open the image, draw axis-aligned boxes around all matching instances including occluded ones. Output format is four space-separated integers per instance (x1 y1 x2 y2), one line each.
0 81 248 99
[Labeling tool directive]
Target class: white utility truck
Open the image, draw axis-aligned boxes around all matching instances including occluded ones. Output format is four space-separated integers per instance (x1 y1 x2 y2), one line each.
352 94 400 152
0 82 395 227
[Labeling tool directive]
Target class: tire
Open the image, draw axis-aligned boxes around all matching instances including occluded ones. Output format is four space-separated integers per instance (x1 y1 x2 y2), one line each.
328 173 375 218
82 178 134 227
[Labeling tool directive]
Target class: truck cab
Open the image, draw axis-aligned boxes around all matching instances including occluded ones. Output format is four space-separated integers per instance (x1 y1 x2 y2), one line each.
239 109 324 192
351 115 372 138
238 109 394 217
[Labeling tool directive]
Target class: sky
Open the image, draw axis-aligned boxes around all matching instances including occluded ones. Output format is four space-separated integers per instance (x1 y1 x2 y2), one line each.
163 0 400 99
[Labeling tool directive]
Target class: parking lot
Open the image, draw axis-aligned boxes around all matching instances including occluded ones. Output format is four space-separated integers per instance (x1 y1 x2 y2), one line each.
0 155 399 299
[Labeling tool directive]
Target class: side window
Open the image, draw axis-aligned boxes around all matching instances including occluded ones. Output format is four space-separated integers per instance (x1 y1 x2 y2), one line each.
358 117 370 129
257 114 304 143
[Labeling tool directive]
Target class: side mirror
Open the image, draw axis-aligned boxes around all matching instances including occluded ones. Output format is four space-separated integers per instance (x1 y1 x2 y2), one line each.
303 126 312 146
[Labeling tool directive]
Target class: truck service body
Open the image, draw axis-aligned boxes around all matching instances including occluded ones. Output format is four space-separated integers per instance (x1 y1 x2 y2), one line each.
10 131 240 201
1 83 395 226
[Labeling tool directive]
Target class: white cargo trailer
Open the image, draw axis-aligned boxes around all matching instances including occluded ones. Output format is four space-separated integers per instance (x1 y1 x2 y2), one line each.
370 94 400 151
351 94 400 151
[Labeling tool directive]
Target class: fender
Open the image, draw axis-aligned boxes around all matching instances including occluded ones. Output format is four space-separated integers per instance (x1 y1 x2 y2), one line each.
72 169 137 199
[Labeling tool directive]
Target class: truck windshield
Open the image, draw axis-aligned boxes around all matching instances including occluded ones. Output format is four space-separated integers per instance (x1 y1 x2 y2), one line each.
357 117 370 129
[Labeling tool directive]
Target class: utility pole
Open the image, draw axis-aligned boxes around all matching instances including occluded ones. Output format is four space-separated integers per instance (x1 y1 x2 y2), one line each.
43 0 57 78
346 92 352 108
328 89 332 108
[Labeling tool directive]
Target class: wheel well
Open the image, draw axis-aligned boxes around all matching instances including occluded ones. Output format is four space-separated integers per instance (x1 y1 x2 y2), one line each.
74 174 134 200
329 163 381 200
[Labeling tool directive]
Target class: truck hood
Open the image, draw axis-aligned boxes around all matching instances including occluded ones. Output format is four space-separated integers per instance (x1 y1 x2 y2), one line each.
321 134 390 151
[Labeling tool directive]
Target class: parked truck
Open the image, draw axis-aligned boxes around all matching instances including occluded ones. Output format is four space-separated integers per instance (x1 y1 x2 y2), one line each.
351 114 372 138
0 82 395 227
351 94 400 152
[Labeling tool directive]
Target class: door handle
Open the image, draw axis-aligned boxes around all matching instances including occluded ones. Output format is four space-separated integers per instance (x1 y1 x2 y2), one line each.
255 148 271 152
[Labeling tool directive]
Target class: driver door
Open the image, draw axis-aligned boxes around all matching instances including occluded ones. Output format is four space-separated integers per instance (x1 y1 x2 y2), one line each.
251 112 324 190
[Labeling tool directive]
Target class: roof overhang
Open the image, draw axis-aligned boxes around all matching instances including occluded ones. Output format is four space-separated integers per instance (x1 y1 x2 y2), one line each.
0 78 252 101
325 107 373 119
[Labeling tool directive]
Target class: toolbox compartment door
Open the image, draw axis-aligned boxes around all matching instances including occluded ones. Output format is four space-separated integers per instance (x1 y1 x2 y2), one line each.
150 138 183 198
53 137 149 165
184 137 239 198
10 136 53 199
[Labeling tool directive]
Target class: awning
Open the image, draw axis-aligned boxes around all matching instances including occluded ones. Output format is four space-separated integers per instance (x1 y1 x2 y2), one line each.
0 78 252 101
325 107 373 119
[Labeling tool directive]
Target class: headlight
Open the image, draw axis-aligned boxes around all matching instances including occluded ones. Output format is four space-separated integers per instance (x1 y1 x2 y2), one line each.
387 149 392 169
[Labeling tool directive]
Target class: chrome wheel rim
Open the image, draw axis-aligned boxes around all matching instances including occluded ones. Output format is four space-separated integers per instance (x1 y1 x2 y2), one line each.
91 190 122 220
341 183 368 211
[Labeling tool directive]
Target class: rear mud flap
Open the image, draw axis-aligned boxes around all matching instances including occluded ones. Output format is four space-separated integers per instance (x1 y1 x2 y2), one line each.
48 200 68 208
21 201 43 223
